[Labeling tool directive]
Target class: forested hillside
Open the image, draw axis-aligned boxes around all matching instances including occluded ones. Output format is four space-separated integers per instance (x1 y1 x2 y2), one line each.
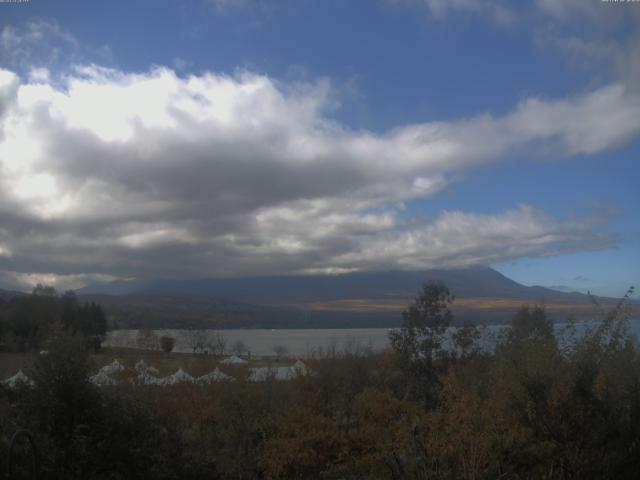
77 268 633 329
1 283 638 479
0 286 107 352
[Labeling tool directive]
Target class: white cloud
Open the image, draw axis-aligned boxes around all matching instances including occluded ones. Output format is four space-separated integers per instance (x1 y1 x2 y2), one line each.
0 19 77 71
401 0 640 90
0 244 11 258
534 0 600 22
0 270 119 292
390 0 515 25
533 0 640 89
421 0 515 24
0 62 630 287
207 0 246 9
329 205 613 271
205 0 278 23
28 67 51 83
0 19 112 75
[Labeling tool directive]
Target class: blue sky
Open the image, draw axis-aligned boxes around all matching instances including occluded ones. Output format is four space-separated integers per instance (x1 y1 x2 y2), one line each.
0 0 638 296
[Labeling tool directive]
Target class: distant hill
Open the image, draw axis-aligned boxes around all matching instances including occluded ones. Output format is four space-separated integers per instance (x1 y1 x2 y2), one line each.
77 268 635 329
78 267 592 303
79 292 312 330
0 288 27 301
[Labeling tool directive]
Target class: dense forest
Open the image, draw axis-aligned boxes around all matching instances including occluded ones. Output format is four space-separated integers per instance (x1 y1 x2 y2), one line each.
0 286 107 353
0 283 638 479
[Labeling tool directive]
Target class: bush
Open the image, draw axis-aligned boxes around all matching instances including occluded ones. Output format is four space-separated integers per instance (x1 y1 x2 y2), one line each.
160 336 176 353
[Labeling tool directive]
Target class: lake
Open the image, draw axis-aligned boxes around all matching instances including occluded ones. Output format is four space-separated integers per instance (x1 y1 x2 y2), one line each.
104 319 640 357
105 328 391 356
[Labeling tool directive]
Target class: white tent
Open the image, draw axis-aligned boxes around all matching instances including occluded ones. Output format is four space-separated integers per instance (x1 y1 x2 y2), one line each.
220 355 248 365
197 368 233 384
90 370 117 386
135 359 159 376
134 360 162 385
291 359 311 376
137 371 163 385
158 368 194 386
134 359 147 372
99 359 125 375
2 370 34 388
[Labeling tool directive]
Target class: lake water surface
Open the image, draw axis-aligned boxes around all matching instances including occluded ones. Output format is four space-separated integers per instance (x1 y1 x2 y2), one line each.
104 319 640 357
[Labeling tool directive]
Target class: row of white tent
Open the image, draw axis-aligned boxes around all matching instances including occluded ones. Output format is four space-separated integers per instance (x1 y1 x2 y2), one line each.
93 358 312 385
220 355 248 365
1 370 34 388
88 359 236 386
2 357 313 389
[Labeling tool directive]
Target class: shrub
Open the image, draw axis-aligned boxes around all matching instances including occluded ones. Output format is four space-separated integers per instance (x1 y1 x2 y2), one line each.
160 336 176 353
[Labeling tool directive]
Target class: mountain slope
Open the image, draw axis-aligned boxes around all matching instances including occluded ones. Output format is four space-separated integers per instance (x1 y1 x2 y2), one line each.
77 268 631 328
79 267 591 303
79 292 309 329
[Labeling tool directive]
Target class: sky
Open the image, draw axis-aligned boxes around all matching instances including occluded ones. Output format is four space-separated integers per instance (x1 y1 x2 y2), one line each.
0 0 638 296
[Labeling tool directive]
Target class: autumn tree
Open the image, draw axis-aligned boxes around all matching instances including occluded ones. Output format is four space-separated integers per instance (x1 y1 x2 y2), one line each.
15 331 189 478
389 281 454 407
260 407 342 479
184 328 209 355
272 344 288 358
452 320 482 360
136 322 158 350
206 331 226 356
0 286 107 352
429 367 497 480
231 339 247 356
507 304 554 346
21 331 102 477
344 388 429 479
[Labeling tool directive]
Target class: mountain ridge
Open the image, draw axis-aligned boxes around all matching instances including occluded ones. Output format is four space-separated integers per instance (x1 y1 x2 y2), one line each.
78 267 593 302
73 268 634 329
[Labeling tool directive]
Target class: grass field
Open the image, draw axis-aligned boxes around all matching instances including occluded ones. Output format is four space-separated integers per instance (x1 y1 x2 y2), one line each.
1 347 293 380
272 297 640 318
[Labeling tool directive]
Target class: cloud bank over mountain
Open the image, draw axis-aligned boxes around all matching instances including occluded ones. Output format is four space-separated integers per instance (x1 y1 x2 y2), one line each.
0 6 638 291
